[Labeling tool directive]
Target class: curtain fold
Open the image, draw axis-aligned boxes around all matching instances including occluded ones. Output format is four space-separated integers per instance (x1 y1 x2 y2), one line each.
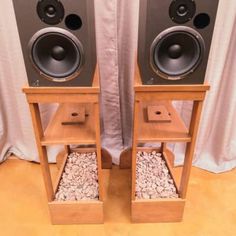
95 0 123 165
117 0 139 151
0 0 236 173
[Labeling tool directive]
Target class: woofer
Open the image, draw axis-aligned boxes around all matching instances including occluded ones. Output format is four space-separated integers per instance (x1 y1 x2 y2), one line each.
150 26 205 80
37 0 64 25
29 28 84 82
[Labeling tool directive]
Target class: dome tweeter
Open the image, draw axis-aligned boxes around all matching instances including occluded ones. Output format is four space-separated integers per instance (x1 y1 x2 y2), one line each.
169 0 196 24
37 0 65 25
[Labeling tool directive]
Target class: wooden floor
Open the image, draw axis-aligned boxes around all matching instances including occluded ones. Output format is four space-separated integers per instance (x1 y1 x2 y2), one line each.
0 159 235 236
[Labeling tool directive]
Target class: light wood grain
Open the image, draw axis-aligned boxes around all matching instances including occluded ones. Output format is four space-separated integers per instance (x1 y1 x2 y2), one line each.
138 101 191 143
61 104 85 125
179 101 204 198
131 100 140 200
131 199 185 223
29 103 54 201
54 152 68 194
147 105 172 122
48 200 104 224
119 147 132 169
132 62 209 223
101 148 113 169
23 87 100 94
136 91 207 101
23 64 104 224
94 102 104 201
25 94 99 104
41 104 96 145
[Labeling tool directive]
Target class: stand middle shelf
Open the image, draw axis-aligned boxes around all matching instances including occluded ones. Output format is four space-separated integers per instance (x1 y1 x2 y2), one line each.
41 103 96 146
137 100 191 143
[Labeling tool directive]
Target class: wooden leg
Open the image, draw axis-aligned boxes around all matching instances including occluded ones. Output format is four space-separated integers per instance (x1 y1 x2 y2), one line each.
29 103 54 202
161 143 167 152
119 147 132 169
64 145 70 154
132 100 140 200
101 148 113 169
179 101 203 199
94 102 104 201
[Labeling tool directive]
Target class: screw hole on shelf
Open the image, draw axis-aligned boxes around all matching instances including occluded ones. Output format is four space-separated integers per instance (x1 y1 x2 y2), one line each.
71 112 79 117
156 111 162 115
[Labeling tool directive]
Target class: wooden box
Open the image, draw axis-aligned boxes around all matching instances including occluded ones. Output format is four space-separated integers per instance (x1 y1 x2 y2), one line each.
131 147 185 223
49 148 104 224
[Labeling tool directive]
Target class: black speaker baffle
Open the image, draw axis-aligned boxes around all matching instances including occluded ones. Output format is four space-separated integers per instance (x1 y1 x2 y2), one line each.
37 0 64 25
169 0 196 24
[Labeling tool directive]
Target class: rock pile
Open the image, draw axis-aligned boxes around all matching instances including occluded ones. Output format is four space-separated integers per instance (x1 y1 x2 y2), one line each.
135 151 178 200
55 152 99 201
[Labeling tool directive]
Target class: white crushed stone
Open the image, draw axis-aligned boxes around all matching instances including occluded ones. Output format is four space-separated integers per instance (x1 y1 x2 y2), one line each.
55 152 99 201
135 151 178 200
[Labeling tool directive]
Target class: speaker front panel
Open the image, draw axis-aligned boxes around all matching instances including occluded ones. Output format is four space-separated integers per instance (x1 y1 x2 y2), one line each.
13 0 96 87
138 0 219 85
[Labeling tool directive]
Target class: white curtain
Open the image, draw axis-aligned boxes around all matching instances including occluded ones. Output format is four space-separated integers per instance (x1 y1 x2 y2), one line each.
173 0 236 173
0 0 236 173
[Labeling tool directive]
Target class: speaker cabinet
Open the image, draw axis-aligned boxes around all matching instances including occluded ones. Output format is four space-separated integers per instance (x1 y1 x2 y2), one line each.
13 0 96 87
138 0 219 85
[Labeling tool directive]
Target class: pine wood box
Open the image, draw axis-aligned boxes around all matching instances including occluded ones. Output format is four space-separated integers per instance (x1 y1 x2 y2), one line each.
131 148 186 223
49 148 104 224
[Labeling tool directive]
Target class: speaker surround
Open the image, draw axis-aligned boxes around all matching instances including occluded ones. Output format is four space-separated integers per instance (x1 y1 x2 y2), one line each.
150 26 205 80
138 0 219 85
13 0 96 87
29 28 84 82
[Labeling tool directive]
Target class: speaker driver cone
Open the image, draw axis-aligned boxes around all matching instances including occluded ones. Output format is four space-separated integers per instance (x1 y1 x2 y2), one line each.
29 28 84 82
150 26 205 80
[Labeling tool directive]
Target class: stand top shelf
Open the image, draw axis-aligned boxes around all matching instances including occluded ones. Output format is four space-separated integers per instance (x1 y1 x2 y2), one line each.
134 63 210 93
22 66 100 103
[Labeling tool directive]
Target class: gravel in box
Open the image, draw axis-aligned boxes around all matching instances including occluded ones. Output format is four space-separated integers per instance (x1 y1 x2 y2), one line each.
135 151 178 200
55 151 99 201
